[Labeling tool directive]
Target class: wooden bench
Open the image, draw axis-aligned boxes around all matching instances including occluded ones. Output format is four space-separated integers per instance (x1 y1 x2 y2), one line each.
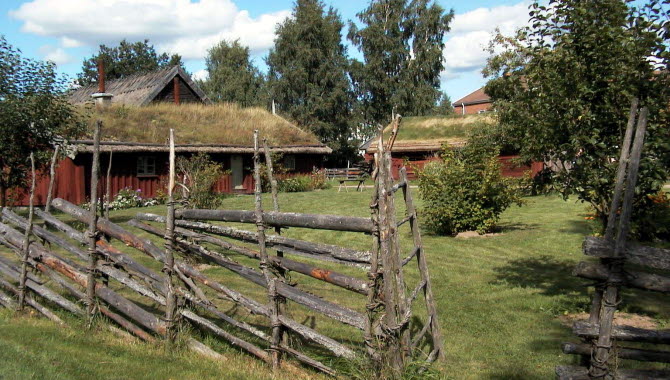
338 178 365 192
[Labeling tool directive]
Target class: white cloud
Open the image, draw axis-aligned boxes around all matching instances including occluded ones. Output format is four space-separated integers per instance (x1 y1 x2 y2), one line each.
38 45 72 65
10 0 290 60
442 2 531 83
192 69 208 82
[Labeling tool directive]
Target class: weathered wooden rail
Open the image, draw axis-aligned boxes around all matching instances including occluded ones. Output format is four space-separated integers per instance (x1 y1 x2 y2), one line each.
556 101 670 379
0 121 441 377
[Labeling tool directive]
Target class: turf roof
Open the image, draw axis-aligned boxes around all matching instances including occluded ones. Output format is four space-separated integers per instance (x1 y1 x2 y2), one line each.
80 103 323 146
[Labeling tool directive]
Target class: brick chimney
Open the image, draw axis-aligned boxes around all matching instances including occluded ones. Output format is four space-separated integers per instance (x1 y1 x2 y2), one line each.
91 59 113 108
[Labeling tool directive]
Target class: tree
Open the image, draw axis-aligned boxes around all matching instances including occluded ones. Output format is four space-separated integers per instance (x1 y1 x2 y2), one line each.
0 36 86 206
348 0 454 132
430 91 453 115
77 39 184 86
484 0 670 230
266 0 356 165
201 40 266 107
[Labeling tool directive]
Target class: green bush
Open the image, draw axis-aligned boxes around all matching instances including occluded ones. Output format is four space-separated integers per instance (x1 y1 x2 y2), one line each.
276 169 331 193
417 143 526 235
176 153 227 209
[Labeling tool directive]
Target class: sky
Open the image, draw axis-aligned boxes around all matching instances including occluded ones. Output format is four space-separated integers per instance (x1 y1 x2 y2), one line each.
0 0 536 101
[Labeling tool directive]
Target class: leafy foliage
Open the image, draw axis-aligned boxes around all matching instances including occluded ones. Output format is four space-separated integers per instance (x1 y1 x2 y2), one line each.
267 0 356 165
77 39 184 86
430 91 454 115
348 0 454 134
201 40 266 107
418 142 526 235
176 153 226 209
0 36 85 206
277 170 331 193
484 0 670 233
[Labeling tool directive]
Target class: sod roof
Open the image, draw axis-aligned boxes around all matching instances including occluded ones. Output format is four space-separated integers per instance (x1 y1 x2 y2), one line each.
365 114 495 153
76 103 326 151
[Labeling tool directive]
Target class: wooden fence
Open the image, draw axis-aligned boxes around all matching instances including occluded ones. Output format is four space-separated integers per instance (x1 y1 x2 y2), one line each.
556 101 670 379
0 124 442 377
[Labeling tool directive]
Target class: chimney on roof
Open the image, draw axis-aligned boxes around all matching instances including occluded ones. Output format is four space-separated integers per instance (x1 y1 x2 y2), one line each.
92 58 113 109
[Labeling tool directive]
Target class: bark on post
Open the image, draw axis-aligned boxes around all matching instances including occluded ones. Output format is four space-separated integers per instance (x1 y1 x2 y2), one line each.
364 152 382 361
44 145 60 214
262 138 280 214
18 152 36 310
164 128 178 342
86 120 102 319
104 149 113 219
254 130 283 370
590 107 648 378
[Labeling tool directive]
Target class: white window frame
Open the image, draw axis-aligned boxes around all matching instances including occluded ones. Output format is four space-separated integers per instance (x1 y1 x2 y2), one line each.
137 156 157 177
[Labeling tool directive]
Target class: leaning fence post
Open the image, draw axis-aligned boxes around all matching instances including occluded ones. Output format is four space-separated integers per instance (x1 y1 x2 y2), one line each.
86 120 102 320
164 128 178 342
589 107 648 378
253 130 283 370
44 145 60 214
104 149 113 220
18 152 36 311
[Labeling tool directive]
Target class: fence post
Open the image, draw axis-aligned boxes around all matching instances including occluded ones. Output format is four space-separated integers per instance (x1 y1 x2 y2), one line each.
253 130 283 370
44 146 60 214
18 152 36 311
86 120 102 320
164 128 178 342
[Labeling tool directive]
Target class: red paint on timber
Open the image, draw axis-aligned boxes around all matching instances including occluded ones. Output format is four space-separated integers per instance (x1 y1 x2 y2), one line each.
173 77 180 105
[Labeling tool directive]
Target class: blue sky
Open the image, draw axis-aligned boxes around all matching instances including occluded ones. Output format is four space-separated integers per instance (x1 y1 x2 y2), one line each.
1 0 534 101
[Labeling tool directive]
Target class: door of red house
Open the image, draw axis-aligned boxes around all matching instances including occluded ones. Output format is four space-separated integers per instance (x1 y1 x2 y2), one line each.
231 155 244 190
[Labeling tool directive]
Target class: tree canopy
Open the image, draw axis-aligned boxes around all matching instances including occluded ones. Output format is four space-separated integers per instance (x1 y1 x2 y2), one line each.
267 0 356 165
77 39 184 86
200 40 266 107
0 36 85 205
484 0 670 233
348 0 454 133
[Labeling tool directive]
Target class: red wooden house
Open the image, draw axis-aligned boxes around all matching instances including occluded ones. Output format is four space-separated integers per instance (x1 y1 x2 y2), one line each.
11 66 330 206
452 87 492 115
361 115 542 180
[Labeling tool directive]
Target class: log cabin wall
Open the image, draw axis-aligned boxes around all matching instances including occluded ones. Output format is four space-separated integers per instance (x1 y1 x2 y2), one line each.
11 152 327 206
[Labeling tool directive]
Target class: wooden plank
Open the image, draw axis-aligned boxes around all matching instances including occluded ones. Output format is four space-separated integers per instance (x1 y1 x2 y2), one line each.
574 261 670 293
135 213 371 263
573 321 670 344
176 209 374 233
583 236 670 271
562 342 670 363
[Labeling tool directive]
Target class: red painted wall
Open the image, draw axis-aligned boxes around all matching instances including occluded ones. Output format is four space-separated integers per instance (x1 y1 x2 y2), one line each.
11 152 324 206
453 102 492 115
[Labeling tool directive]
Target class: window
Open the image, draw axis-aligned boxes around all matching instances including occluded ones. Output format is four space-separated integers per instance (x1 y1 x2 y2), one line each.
137 156 156 176
284 155 296 171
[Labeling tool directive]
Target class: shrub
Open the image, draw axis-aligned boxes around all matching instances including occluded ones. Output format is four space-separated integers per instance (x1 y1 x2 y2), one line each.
276 169 331 193
417 143 526 235
176 153 227 209
631 191 670 242
84 187 159 211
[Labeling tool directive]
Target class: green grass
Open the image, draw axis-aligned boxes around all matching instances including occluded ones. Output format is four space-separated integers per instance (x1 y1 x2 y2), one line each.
387 114 494 142
1 188 668 379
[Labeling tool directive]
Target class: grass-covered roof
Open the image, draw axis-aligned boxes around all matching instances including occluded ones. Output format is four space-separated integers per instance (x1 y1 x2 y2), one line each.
365 114 495 153
80 103 323 147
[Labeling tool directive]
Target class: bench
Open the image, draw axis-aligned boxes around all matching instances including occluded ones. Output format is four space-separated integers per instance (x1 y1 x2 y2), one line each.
338 178 365 192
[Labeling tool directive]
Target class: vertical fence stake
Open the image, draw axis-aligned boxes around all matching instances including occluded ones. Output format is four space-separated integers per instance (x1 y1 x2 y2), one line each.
589 107 648 378
44 146 60 214
104 149 113 220
86 120 102 320
18 152 36 311
365 151 382 363
254 130 283 370
164 129 178 342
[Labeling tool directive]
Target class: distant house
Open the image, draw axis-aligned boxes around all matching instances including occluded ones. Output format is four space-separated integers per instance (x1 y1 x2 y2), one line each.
362 115 542 180
452 87 492 115
12 67 330 206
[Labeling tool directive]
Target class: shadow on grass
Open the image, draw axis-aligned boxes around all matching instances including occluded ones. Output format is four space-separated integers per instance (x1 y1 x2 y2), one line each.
494 222 540 233
490 255 586 297
558 219 593 235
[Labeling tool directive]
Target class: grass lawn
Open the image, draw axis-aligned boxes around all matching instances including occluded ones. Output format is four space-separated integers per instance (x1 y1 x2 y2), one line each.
0 186 668 379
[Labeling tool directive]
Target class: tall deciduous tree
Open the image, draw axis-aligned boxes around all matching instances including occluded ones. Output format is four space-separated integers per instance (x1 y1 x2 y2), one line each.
348 0 453 132
77 39 184 86
0 36 85 206
267 0 356 165
201 40 266 107
484 0 670 235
